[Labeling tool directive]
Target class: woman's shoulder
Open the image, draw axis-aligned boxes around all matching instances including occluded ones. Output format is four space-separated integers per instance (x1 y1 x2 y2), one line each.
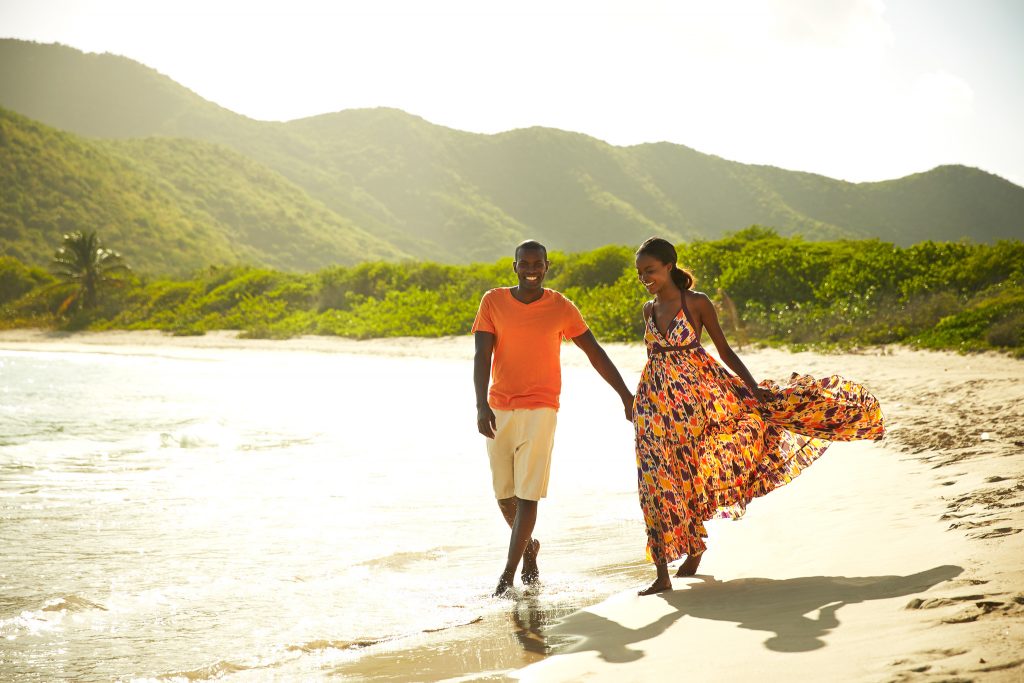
683 290 714 313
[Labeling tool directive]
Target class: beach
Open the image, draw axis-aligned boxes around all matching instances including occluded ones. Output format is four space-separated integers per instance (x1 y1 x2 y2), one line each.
1 330 1022 682
527 340 1024 682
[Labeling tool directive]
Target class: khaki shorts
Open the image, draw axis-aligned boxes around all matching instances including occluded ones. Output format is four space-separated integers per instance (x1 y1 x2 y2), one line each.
486 407 558 501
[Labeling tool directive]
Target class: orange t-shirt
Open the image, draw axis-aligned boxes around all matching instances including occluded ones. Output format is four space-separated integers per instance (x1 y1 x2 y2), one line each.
471 288 589 410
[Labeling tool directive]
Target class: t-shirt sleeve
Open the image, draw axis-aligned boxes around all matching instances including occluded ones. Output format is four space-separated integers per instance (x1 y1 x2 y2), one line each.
471 291 496 334
562 297 589 339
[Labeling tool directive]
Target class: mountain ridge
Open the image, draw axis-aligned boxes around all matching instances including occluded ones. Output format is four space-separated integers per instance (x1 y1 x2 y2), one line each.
2 38 1021 270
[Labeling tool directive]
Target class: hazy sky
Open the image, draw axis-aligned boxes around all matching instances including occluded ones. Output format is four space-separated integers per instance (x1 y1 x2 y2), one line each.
2 0 1023 186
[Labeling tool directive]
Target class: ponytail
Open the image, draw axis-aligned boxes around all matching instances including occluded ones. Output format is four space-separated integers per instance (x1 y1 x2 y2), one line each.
670 264 694 291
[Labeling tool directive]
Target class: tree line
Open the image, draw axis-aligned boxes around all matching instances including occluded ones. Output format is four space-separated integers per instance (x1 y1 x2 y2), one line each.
1 227 1021 355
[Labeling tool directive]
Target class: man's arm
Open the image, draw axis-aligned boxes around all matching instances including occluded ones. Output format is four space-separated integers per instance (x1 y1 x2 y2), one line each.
570 330 634 421
474 331 498 437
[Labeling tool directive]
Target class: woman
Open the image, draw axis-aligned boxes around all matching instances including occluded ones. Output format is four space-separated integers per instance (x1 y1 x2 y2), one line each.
632 237 885 595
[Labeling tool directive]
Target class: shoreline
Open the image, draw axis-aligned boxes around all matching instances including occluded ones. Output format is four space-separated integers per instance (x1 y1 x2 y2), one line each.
1 327 1019 368
2 329 1023 681
0 328 482 361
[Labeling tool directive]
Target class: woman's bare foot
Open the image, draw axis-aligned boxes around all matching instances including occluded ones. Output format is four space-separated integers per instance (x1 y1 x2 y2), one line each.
639 561 672 596
521 539 541 584
638 578 673 596
674 553 703 577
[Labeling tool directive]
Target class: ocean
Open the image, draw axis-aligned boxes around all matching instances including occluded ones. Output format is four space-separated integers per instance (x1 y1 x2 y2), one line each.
0 341 655 681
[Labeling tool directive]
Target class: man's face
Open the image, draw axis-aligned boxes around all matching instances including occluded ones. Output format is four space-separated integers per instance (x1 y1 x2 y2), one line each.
513 248 549 291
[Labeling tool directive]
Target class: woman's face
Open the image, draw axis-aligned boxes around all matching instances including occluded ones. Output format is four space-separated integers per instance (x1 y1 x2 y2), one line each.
635 253 674 295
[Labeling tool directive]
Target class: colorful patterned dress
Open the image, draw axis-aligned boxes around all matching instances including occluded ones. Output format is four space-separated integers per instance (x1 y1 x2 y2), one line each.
633 303 885 564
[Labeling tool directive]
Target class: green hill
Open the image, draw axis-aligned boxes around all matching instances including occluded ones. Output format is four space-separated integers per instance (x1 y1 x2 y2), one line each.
0 39 249 139
0 107 405 272
2 38 1022 267
744 163 1024 245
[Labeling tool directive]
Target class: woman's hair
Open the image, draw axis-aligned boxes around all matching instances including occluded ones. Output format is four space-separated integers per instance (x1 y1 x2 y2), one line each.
636 237 694 290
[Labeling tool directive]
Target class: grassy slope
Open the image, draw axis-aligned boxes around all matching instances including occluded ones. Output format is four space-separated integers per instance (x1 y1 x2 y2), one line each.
2 39 1022 268
1 107 405 272
1 107 241 273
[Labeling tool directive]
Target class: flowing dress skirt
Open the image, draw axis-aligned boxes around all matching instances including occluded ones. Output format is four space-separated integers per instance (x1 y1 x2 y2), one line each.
634 309 885 563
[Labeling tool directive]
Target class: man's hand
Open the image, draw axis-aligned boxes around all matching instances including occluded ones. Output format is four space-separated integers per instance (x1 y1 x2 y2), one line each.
622 392 634 422
477 405 497 438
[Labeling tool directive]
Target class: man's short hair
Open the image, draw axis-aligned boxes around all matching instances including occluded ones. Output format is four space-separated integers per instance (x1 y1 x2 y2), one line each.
514 240 548 261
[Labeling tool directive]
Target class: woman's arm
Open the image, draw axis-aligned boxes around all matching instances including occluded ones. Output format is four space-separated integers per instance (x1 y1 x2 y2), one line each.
692 293 769 403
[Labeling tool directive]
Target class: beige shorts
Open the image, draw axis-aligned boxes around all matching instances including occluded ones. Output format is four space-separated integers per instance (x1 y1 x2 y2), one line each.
486 407 558 501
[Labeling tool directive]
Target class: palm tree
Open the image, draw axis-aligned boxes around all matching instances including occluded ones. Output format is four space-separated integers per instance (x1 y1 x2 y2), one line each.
52 231 130 313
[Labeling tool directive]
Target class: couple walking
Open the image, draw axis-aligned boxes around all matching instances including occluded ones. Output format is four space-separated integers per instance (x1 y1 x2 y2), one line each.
472 238 885 597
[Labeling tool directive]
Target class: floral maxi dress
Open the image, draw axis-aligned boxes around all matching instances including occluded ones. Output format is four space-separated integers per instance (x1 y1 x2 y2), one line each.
633 305 885 564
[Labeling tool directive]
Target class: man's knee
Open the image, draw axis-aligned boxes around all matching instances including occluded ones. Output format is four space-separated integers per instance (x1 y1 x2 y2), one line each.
498 496 537 518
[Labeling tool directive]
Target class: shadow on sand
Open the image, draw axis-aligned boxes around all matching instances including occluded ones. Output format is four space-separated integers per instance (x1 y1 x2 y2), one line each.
547 565 963 663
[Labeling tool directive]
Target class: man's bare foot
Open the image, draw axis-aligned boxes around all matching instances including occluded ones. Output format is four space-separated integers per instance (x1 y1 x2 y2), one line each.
521 539 540 584
493 570 515 597
638 578 673 596
674 553 702 577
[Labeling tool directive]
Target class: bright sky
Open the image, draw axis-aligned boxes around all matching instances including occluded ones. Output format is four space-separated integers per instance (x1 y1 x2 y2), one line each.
2 0 1023 186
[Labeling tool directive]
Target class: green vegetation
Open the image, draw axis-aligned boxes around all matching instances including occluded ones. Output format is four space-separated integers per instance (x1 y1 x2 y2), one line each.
2 38 1022 269
0 106 404 274
51 230 129 313
3 229 1021 356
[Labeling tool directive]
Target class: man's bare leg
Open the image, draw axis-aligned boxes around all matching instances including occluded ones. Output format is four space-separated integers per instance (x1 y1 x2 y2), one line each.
521 539 540 585
497 498 540 585
494 497 538 596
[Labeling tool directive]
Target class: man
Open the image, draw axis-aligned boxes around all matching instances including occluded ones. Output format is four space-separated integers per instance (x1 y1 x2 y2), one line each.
472 239 634 596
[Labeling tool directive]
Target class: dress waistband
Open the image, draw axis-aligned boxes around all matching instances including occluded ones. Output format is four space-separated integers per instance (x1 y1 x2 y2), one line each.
648 340 702 357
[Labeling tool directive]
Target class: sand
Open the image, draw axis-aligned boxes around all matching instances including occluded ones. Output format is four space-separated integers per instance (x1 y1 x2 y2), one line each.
530 343 1024 683
2 329 1022 681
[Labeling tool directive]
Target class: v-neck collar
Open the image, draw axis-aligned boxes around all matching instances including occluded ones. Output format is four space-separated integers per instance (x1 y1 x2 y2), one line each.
508 287 547 306
651 305 685 342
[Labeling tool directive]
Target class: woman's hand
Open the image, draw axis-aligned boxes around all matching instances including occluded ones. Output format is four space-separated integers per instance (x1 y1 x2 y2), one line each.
750 386 772 405
622 392 635 422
